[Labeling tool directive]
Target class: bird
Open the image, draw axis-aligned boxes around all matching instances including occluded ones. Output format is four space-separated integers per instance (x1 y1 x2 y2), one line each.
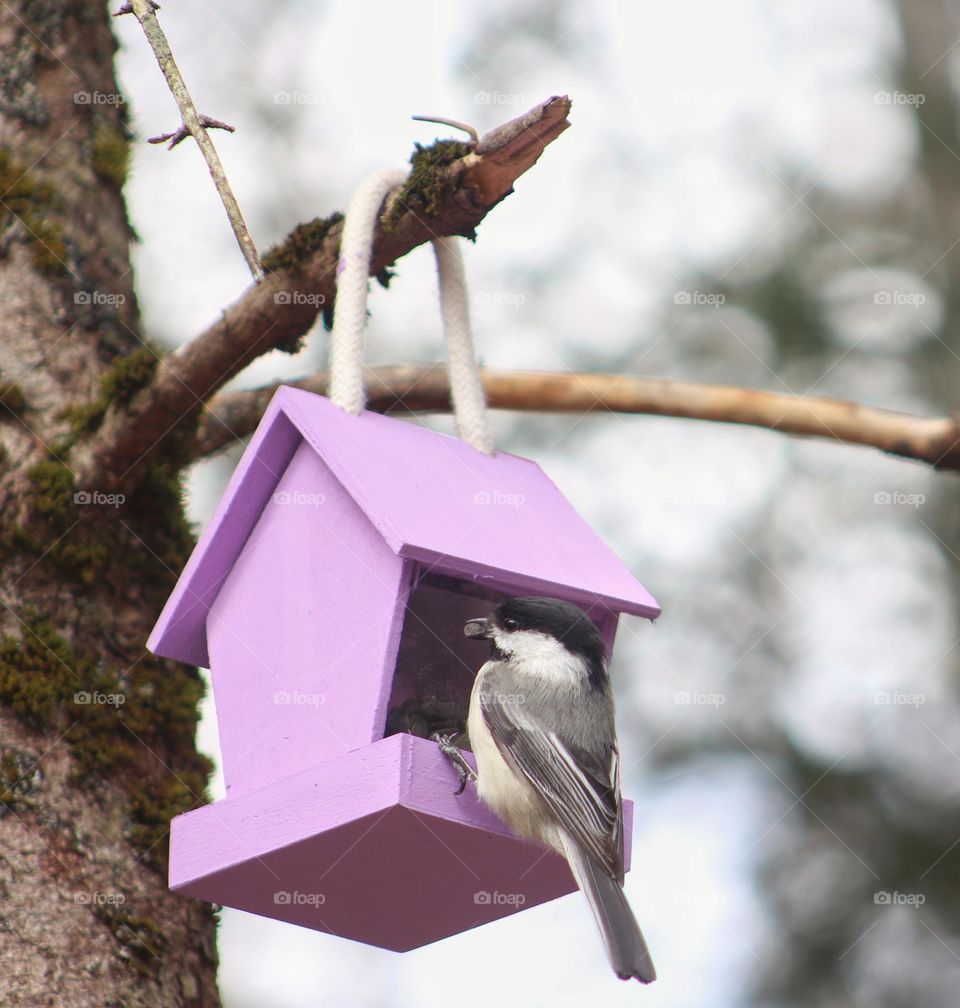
462 596 656 983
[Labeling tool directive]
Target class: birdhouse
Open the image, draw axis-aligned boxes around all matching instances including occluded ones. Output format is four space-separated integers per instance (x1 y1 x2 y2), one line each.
148 385 660 952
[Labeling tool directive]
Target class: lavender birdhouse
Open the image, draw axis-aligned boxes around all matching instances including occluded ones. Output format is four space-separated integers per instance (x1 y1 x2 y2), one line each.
148 385 660 951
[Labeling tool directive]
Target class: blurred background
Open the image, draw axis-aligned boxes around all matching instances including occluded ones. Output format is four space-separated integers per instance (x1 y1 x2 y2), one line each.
114 1 959 1005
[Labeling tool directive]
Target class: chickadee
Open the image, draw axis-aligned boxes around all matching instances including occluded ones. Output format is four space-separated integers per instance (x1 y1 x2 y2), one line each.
463 596 655 983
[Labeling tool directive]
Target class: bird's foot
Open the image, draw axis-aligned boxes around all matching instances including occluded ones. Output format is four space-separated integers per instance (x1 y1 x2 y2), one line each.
431 732 477 795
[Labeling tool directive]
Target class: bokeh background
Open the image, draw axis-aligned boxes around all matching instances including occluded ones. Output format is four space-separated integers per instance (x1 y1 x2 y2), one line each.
113 2 960 1005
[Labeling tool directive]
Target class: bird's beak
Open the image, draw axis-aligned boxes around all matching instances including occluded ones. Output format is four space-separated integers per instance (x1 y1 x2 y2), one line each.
464 617 493 639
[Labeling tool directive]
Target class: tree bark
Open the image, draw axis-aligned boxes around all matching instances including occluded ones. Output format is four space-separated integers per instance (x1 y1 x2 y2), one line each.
0 3 218 1005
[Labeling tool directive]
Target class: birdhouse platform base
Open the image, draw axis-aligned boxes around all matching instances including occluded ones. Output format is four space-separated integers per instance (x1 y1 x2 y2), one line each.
169 732 632 951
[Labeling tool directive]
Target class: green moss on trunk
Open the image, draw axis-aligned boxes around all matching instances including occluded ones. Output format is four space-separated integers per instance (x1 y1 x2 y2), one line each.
0 147 68 274
0 369 27 416
0 611 211 872
92 122 130 190
63 345 158 440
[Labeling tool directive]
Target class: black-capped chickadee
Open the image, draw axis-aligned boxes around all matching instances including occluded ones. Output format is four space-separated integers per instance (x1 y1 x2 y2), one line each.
463 596 655 983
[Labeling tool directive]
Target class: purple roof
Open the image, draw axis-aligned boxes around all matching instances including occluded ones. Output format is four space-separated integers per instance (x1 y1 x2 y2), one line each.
149 386 660 667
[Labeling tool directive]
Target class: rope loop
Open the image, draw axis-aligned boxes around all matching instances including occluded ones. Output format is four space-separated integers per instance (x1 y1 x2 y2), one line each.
329 168 494 454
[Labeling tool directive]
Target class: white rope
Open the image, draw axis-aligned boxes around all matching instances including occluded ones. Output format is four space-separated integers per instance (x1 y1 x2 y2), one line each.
329 168 494 454
329 168 407 414
432 236 494 454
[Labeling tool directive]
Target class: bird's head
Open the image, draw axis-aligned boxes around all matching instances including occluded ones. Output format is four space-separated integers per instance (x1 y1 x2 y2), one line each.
464 596 607 687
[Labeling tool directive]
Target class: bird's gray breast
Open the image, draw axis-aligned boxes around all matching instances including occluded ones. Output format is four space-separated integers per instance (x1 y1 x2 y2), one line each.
478 659 615 759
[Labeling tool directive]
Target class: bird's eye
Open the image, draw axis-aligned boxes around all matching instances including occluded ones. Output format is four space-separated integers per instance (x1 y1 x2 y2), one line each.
503 618 519 632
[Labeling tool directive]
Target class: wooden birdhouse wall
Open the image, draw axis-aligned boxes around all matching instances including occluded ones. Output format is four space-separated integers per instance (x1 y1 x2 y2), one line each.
207 439 410 797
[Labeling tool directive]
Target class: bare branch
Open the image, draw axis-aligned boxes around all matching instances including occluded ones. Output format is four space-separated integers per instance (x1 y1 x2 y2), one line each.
148 114 235 150
123 0 263 282
412 114 479 146
79 97 572 488
195 365 960 472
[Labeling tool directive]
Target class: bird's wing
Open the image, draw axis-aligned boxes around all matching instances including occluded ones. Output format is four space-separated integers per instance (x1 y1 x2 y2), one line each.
479 687 624 880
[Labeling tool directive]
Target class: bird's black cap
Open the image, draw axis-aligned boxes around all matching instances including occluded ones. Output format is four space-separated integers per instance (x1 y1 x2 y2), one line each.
493 597 607 684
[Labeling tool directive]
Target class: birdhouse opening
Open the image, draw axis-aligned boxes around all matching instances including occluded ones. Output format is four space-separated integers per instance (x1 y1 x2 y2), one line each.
383 568 514 749
382 567 619 751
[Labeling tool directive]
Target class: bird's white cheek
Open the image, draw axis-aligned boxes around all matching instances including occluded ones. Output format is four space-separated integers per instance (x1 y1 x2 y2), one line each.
493 629 589 687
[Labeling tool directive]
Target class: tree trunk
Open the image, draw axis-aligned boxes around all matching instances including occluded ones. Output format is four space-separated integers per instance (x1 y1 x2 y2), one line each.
0 3 218 1004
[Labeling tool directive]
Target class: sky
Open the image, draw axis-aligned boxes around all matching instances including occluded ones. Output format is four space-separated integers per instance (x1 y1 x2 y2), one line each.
110 1 951 1005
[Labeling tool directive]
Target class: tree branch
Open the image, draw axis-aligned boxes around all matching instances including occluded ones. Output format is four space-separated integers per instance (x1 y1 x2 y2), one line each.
194 365 960 471
147 113 235 150
79 96 571 488
121 0 264 281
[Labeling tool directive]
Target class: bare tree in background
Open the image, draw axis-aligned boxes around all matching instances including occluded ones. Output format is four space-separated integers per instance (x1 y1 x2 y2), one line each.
633 4 960 1006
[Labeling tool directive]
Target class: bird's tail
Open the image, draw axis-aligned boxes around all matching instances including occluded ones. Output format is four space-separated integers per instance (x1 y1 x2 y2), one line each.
560 834 656 983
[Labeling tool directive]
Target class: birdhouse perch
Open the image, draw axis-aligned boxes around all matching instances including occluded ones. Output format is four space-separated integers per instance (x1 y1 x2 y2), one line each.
148 385 660 951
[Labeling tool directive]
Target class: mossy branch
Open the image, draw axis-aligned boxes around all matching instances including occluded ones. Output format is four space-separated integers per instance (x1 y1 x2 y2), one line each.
77 96 572 488
195 365 960 472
